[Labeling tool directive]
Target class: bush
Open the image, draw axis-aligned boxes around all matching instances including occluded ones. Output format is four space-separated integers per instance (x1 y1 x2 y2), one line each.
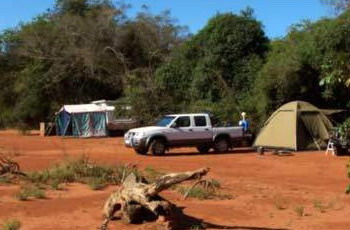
177 179 227 200
142 166 164 183
0 175 12 184
178 186 214 200
87 177 106 190
14 189 30 201
294 205 305 217
1 219 21 230
26 156 141 189
16 123 31 135
14 185 46 200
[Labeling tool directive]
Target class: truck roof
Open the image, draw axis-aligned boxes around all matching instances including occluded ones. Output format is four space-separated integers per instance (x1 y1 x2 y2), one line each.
166 113 210 117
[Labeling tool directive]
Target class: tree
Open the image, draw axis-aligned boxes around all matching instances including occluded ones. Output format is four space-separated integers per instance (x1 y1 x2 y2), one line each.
253 12 350 127
321 0 350 13
155 9 269 122
0 0 187 127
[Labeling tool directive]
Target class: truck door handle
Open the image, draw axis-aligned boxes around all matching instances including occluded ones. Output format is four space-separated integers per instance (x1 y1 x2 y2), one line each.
205 128 209 131
189 129 193 131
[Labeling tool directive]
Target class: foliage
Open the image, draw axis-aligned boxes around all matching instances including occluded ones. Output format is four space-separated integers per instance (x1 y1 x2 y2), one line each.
0 0 187 127
0 175 12 184
155 9 269 123
1 0 350 133
252 12 350 127
1 219 21 230
346 161 350 194
294 205 305 217
339 117 350 140
87 177 107 190
178 178 230 200
25 156 140 190
15 184 46 201
142 166 164 183
321 0 350 13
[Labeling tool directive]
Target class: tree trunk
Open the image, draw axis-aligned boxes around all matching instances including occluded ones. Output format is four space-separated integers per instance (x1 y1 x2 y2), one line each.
101 167 209 230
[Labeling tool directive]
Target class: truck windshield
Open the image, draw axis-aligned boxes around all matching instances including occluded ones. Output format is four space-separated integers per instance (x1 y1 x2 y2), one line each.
156 116 175 127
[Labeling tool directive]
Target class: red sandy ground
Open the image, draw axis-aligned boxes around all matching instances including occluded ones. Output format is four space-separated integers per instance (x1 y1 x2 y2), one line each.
1 130 350 230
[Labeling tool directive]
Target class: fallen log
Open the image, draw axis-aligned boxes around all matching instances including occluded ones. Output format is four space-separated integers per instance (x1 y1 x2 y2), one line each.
0 154 26 177
101 167 209 230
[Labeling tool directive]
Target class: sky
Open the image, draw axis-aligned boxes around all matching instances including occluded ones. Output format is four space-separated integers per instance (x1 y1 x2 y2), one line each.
0 0 331 38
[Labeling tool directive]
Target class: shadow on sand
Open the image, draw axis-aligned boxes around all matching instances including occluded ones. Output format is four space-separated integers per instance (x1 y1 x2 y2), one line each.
148 148 256 157
169 206 288 230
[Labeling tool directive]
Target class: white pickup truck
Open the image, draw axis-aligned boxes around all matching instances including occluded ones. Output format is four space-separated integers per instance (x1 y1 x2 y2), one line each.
124 113 252 155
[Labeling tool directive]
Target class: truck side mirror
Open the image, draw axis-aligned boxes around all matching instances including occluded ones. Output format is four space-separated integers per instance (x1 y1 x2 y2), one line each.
170 122 177 128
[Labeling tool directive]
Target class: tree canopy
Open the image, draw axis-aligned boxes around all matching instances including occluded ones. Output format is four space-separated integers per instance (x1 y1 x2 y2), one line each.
1 1 350 131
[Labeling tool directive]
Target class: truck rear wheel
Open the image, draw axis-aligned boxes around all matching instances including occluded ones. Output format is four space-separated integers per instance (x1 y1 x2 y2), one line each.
214 137 229 153
197 145 211 153
150 139 166 156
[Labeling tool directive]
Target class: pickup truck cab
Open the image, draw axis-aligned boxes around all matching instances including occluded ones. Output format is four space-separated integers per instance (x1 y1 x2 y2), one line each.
124 113 252 155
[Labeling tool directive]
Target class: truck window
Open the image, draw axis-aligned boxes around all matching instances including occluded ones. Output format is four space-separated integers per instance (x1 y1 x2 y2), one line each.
156 116 175 127
194 116 207 127
175 116 191 127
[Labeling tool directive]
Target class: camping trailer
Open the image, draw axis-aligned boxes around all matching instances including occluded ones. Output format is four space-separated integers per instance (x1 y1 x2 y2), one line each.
56 104 115 137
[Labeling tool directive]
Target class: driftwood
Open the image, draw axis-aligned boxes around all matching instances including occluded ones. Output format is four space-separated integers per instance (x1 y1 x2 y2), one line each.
0 154 26 176
101 167 210 230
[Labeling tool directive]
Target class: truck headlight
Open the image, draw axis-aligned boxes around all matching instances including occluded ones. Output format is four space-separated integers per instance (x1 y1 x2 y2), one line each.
135 132 145 138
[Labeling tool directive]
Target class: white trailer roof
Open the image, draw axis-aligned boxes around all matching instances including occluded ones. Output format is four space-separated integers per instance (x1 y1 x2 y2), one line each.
60 104 115 114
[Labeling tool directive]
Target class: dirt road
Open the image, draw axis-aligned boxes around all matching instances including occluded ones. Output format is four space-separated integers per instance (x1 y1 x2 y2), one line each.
1 130 350 230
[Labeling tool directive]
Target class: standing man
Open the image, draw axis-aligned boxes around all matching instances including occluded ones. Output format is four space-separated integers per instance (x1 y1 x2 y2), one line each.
239 112 249 133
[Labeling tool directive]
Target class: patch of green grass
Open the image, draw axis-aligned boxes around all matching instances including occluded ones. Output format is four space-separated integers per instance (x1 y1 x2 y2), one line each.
143 166 164 183
50 180 63 190
346 184 350 194
87 177 106 190
31 187 46 199
294 205 305 217
313 200 326 213
178 186 214 200
1 219 21 230
26 156 137 186
14 185 46 201
0 175 12 184
177 178 230 200
273 194 287 210
14 190 30 201
189 224 204 230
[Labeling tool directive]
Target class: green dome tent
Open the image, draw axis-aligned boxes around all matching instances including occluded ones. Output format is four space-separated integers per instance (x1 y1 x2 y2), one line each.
253 101 333 151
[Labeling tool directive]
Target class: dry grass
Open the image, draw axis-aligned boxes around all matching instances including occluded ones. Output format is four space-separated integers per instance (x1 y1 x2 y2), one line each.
1 219 21 230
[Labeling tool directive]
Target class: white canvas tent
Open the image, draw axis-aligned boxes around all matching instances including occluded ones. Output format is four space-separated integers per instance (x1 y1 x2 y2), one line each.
56 104 115 137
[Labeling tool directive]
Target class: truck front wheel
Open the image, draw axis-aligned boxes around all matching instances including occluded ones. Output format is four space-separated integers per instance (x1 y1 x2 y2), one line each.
150 139 166 156
214 137 229 153
135 148 147 155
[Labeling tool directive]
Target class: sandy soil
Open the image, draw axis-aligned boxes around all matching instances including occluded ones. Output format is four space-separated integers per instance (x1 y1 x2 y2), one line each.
1 129 350 230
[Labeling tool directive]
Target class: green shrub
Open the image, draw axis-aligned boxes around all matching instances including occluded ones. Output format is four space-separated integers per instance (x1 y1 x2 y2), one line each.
14 185 46 200
14 186 31 201
346 184 350 194
0 175 12 184
16 123 30 136
346 161 350 194
1 219 21 230
31 187 46 199
25 156 142 189
50 180 62 190
178 186 215 200
294 206 305 217
143 166 164 183
87 177 106 190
